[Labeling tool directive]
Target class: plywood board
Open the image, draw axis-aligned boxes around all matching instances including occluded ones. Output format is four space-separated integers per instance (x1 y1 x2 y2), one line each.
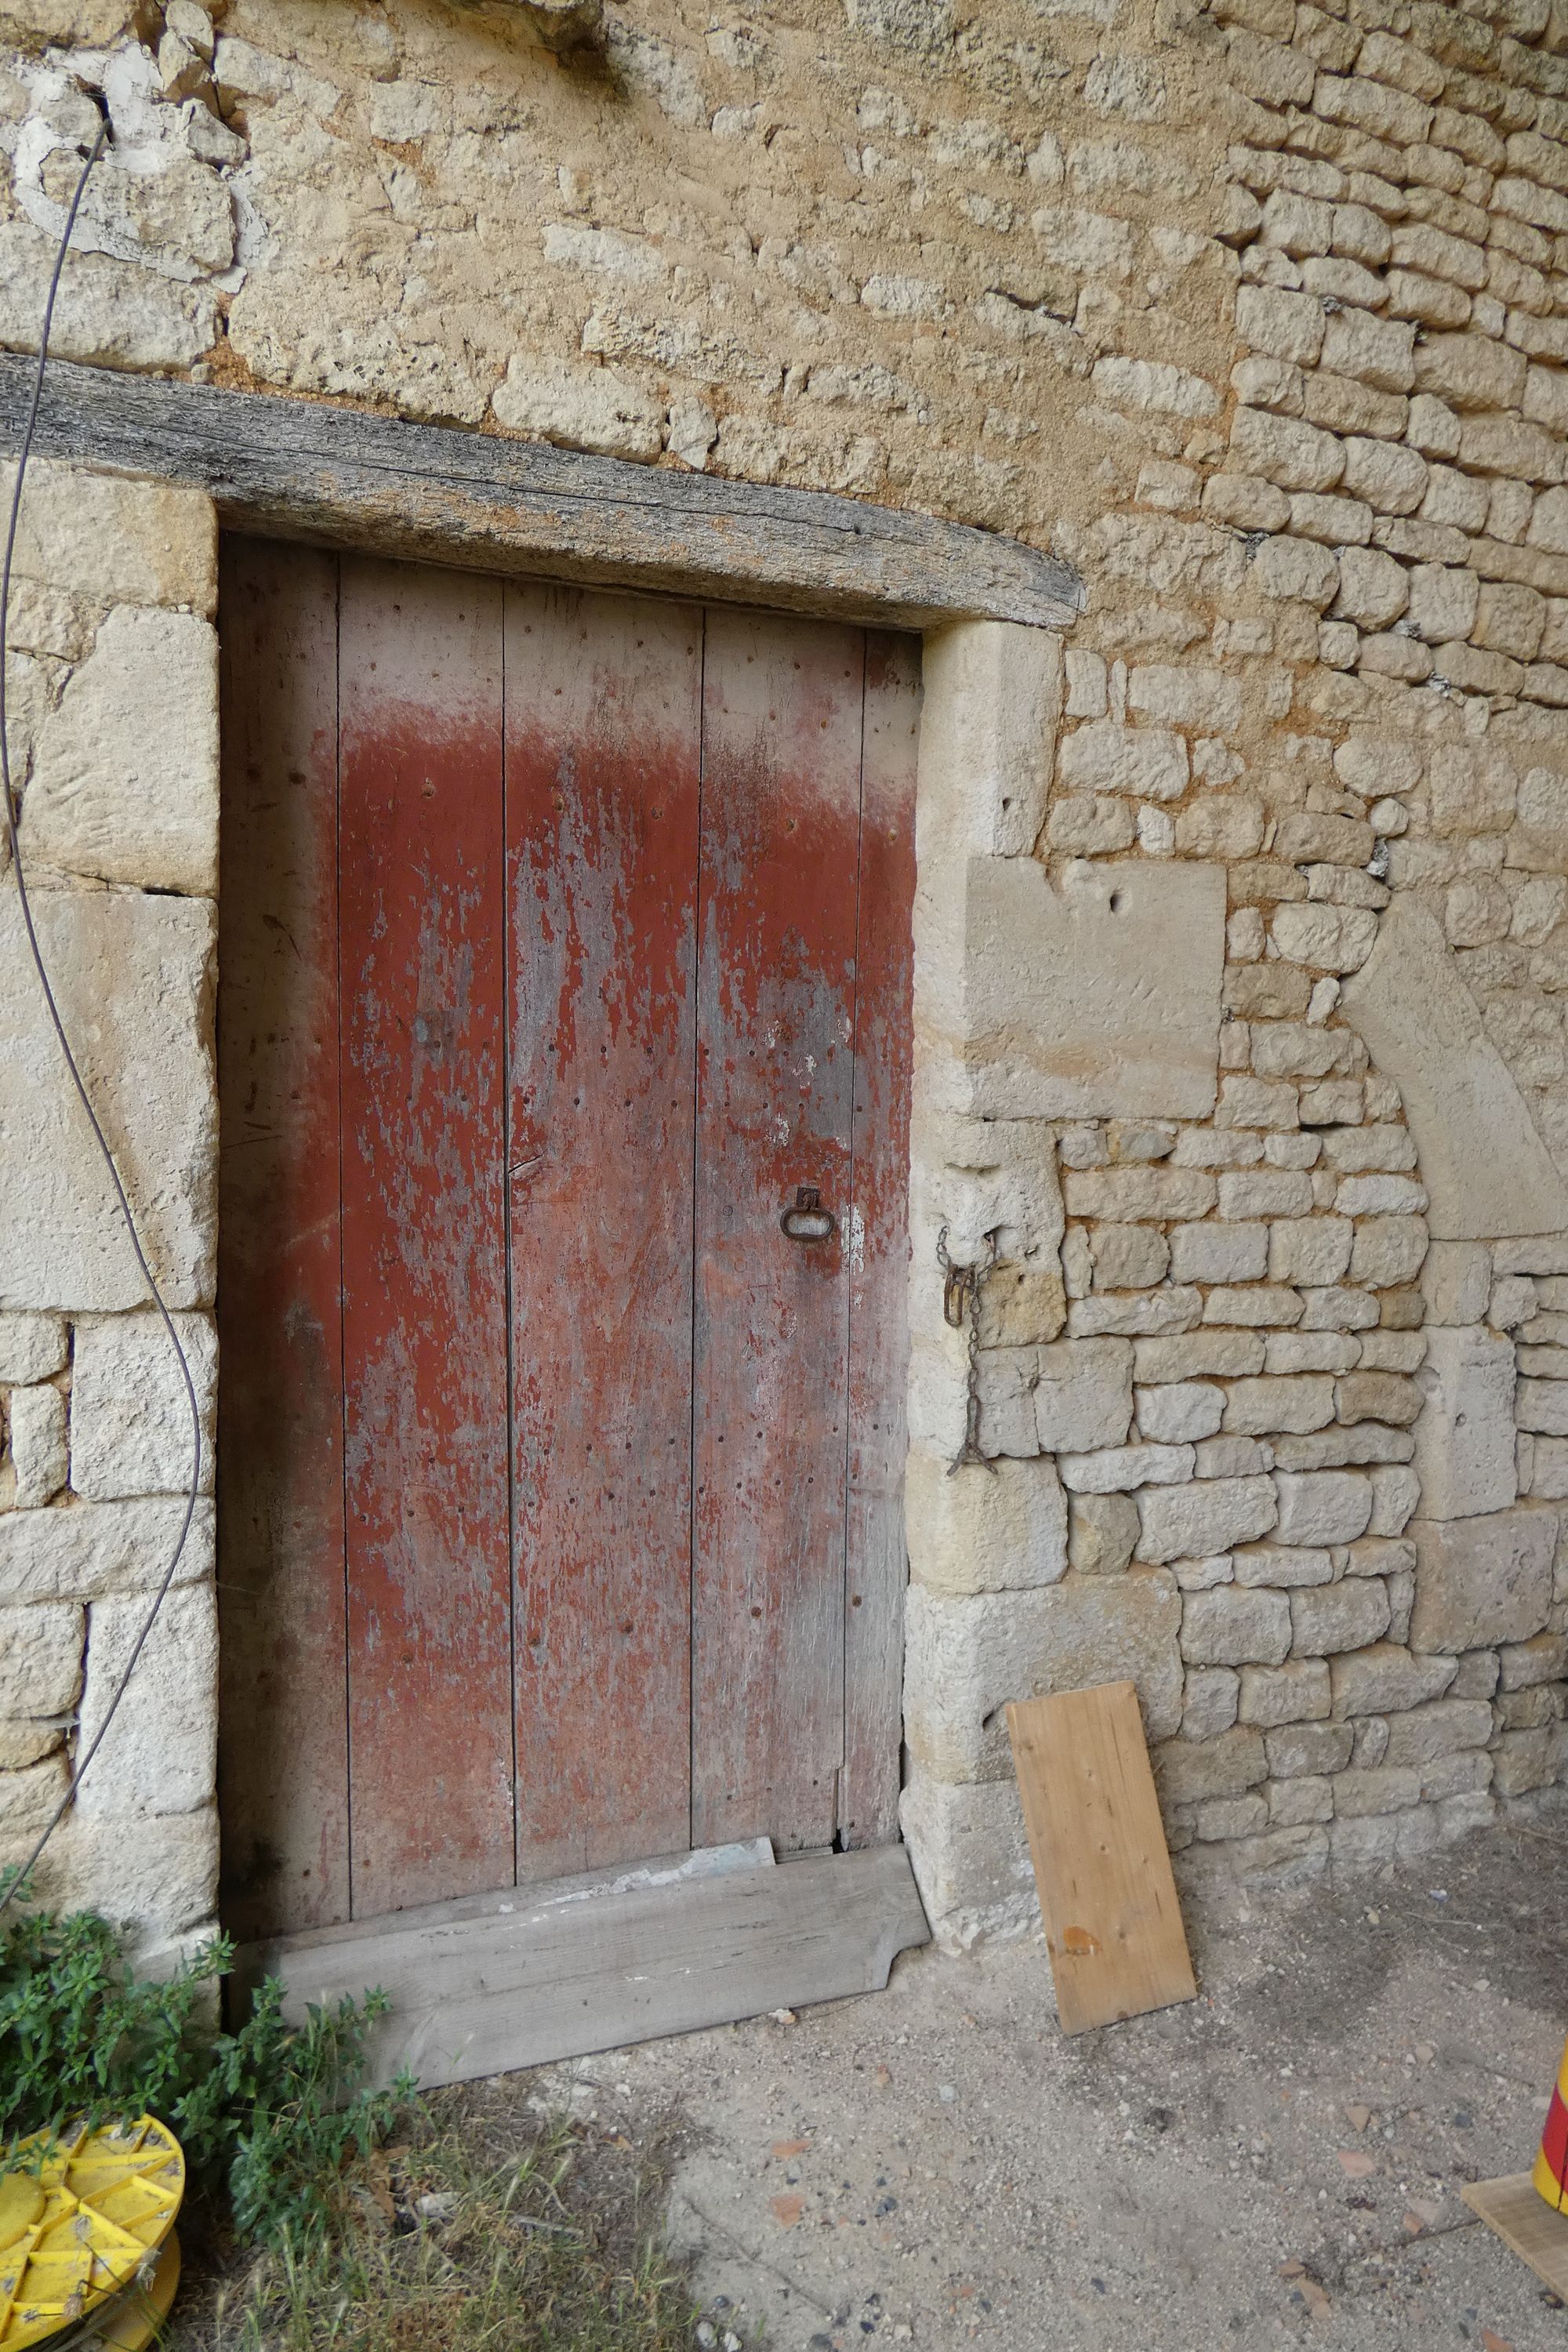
1463 2173 1568 2296
233 1844 930 2090
1007 1681 1196 2036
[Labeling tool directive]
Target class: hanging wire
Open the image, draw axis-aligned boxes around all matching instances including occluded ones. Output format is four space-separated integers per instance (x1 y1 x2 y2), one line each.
0 107 205 1917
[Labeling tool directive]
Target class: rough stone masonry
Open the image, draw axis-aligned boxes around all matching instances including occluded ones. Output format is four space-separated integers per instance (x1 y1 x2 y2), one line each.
8 0 1568 1962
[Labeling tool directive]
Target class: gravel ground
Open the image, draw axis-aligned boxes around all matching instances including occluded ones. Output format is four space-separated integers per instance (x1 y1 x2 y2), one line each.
527 1802 1568 2352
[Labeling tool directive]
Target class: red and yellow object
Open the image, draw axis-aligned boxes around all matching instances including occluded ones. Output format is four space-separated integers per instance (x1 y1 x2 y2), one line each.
1534 2036 1568 2211
0 2116 183 2352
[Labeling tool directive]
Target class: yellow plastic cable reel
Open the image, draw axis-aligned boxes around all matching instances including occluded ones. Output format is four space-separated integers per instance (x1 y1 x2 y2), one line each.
0 2118 183 2352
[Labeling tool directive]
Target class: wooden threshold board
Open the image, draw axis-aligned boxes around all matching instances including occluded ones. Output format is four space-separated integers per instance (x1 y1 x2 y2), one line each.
231 1842 930 2089
1007 1681 1196 2036
1463 2173 1568 2296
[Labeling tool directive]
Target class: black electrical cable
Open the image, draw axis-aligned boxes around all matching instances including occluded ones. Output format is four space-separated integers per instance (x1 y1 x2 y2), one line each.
0 109 205 1918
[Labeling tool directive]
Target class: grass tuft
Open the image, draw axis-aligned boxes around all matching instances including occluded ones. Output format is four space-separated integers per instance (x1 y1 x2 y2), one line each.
187 2095 710 2352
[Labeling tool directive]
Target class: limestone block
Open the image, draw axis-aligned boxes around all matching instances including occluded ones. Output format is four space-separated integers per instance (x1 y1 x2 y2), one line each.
1222 1376 1334 1436
1492 1727 1557 1794
1229 406 1345 492
0 227 219 380
1138 1475 1279 1565
1176 1822 1328 1891
0 1752 71 1841
1181 1585 1292 1667
1135 1333 1265 1381
1345 1218 1428 1291
1269 1775 1332 1825
1137 1382 1224 1443
1059 1443 1193 1494
916 1112 1064 1273
1341 895 1568 1240
1429 742 1519 839
1381 1697 1494 1765
1499 1632 1568 1688
1057 723 1188 800
1422 1752 1494 1801
9 1386 67 1509
24 611 219 896
1154 1726 1267 1805
1183 1665 1240 1739
70 1312 217 1501
903 1573 1184 1781
1329 1642 1457 1714
1237 1657 1331 1726
0 1497 213 1605
2 462 216 618
918 622 1062 859
1410 1327 1516 1520
1421 1240 1493 1323
1510 768 1568 876
1233 1544 1333 1588
1269 1218 1352 1285
905 1450 1068 1595
13 1803 219 1943
1414 332 1527 412
1410 1504 1557 1651
1087 1225 1170 1290
1218 1171 1313 1218
0 1314 67 1384
1335 1370 1423 1427
0 1602 82 1721
1274 1469 1374 1544
0 891 216 1310
899 1768 1035 1952
975 1261 1066 1348
1168 1223 1267 1285
1065 1167 1215 1221
1069 1291 1203 1339
1067 1491 1139 1574
74 1583 216 1819
1273 1426 1413 1469
1334 1766 1421 1817
493 356 662 459
1290 1579 1392 1657
951 857 1225 1121
975 1348 1040 1459
1406 563 1480 645
1450 1649 1501 1700
1270 904 1378 974
1523 1379 1568 1436
1336 1177 1426 1219
1266 1719 1355 1776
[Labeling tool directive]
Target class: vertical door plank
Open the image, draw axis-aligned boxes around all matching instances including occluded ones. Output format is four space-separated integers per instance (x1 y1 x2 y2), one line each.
505 586 703 1883
691 610 866 1853
339 557 513 1918
1007 1683 1197 2035
216 538 348 1941
840 633 919 1847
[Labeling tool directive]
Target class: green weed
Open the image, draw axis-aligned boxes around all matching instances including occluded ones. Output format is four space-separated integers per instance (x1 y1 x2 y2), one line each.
0 1881 408 2249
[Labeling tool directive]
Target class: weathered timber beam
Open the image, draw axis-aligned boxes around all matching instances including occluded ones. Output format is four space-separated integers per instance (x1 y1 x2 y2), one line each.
0 353 1082 630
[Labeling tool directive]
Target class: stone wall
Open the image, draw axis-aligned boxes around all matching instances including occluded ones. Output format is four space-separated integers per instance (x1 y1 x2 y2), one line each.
5 0 1568 1949
0 457 220 1965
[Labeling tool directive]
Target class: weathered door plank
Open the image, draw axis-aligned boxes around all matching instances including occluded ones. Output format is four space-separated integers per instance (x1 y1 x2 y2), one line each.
338 557 514 1916
504 584 703 1882
691 611 866 1853
234 1845 931 2089
216 538 349 1940
840 633 920 1847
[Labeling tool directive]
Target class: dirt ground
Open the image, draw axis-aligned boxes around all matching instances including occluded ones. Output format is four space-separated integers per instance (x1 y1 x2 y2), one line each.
522 1801 1568 2352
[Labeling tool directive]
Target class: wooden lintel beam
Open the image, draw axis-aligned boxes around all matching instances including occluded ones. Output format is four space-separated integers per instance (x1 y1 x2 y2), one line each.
0 353 1082 631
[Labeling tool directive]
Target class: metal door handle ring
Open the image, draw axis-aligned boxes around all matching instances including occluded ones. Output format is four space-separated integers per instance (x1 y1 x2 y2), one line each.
781 1185 837 1242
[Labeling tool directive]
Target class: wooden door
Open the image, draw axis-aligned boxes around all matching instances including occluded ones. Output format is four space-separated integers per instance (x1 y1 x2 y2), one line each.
217 543 918 1941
